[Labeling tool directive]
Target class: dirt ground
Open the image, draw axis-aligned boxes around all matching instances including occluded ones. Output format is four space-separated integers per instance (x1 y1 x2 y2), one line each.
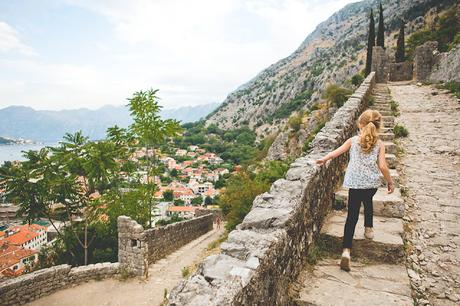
28 225 225 306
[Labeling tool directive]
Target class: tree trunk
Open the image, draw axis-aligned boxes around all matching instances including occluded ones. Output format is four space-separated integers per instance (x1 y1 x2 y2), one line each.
84 222 88 265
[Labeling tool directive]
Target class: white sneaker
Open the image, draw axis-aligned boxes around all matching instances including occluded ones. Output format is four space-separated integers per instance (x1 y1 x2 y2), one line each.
340 251 351 272
364 227 374 239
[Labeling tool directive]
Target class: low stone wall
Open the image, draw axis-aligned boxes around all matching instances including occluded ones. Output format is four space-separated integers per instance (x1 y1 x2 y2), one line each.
0 262 119 306
372 46 388 83
414 41 438 82
389 62 413 81
118 214 214 277
168 72 376 305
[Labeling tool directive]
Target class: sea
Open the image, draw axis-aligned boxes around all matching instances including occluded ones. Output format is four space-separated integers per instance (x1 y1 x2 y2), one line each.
0 143 57 164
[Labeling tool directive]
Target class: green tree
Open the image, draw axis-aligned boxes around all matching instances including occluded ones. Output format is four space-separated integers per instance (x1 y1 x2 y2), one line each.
204 196 214 205
322 84 352 108
376 3 385 48
395 20 406 63
127 89 182 227
163 189 174 201
191 196 203 206
365 9 376 76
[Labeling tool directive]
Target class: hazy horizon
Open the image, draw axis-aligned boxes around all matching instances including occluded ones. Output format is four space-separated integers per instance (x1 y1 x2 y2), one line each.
0 0 356 111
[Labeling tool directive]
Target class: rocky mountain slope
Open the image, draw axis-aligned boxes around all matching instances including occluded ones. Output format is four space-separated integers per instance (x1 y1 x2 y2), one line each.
205 0 457 139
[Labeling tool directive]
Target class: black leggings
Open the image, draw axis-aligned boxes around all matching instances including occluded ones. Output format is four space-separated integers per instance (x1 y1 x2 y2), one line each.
342 188 378 249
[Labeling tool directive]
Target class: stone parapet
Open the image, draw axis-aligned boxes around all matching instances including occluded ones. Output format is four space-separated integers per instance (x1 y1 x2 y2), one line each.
389 62 413 81
414 41 438 82
0 263 119 306
167 72 376 305
118 214 214 277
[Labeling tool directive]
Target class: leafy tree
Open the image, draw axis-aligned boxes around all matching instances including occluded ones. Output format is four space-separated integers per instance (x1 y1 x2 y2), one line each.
127 89 182 227
322 85 352 107
376 3 385 48
204 196 214 205
395 20 406 63
170 168 178 177
191 196 203 206
365 9 376 76
163 189 174 202
174 199 185 206
351 73 364 86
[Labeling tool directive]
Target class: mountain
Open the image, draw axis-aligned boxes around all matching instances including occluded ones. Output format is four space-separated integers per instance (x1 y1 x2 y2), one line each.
205 0 457 138
0 103 219 142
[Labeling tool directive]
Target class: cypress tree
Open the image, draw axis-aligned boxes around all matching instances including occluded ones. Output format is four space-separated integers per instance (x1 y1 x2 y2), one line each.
395 20 405 62
365 10 376 76
377 3 385 48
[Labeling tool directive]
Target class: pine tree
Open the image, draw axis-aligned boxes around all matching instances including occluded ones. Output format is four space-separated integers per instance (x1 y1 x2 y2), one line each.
395 20 405 62
377 3 385 48
365 10 376 76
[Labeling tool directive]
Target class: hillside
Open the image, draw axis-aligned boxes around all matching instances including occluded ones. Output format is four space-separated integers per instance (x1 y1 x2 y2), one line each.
205 0 457 138
0 103 219 142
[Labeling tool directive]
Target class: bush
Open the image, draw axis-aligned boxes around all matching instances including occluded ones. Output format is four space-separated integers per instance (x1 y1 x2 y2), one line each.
351 73 364 86
393 124 409 138
442 81 460 101
268 89 312 121
322 85 352 107
368 96 375 106
390 100 400 116
288 114 303 131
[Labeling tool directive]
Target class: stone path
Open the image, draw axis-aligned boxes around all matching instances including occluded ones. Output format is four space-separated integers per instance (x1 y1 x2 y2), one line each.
27 225 225 306
390 83 460 305
294 84 413 305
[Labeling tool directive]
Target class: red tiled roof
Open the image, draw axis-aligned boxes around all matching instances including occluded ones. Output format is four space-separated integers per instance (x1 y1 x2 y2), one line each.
167 206 196 212
0 242 37 274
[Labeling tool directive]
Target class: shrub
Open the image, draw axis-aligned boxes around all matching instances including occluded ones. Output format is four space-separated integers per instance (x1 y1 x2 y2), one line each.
322 84 352 107
390 100 400 116
351 73 364 86
368 96 375 106
303 121 326 152
267 89 312 121
288 114 303 131
442 81 460 101
181 266 190 278
393 124 409 138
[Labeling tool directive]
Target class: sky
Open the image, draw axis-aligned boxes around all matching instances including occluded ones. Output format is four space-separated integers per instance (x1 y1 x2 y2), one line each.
0 0 356 111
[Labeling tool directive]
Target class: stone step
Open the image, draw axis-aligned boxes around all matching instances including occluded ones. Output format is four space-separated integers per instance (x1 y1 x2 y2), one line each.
376 110 392 116
379 132 394 141
382 116 394 123
384 141 396 154
381 127 393 134
386 153 396 169
320 211 405 263
334 187 404 218
294 259 412 306
379 169 399 187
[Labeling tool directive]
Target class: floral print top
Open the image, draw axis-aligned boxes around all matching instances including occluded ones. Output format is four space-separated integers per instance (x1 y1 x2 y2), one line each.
343 135 381 189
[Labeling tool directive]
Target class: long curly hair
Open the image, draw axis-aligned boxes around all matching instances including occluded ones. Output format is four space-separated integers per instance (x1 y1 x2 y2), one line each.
358 109 382 153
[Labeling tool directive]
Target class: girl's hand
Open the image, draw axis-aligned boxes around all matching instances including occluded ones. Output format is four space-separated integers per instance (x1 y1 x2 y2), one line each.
387 182 395 194
316 158 327 166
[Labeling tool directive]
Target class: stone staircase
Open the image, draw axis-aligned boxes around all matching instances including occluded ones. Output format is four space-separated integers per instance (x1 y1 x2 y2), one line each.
294 84 413 305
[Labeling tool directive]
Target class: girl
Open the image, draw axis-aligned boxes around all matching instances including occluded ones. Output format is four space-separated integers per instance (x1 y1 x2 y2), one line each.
315 109 395 271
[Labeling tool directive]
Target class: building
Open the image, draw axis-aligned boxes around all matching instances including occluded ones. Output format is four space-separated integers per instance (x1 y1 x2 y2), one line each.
188 145 198 152
4 224 47 250
167 206 197 219
197 182 213 195
175 149 187 157
0 204 20 224
0 241 38 278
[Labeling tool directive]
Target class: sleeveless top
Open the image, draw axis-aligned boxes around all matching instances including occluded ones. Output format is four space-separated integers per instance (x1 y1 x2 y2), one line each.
343 135 381 189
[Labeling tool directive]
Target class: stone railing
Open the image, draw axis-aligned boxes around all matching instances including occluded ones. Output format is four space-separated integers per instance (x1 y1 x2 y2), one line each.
168 72 376 305
118 213 214 277
0 262 119 306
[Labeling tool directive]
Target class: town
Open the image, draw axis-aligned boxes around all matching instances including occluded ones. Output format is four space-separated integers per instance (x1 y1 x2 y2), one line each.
0 143 232 279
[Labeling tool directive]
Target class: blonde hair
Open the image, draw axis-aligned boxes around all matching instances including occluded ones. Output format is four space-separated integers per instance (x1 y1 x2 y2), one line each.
358 109 381 153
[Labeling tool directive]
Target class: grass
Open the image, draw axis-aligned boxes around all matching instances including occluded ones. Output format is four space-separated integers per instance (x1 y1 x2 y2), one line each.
303 121 326 152
207 232 228 251
306 236 327 265
119 266 134 281
441 81 460 102
393 124 409 138
181 266 190 278
390 100 400 116
368 96 375 106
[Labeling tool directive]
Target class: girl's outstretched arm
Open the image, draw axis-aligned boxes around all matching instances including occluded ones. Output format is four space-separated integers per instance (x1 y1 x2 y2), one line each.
378 141 395 194
315 138 352 166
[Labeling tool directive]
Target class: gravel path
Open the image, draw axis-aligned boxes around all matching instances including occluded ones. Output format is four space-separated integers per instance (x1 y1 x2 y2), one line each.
390 83 460 305
27 225 225 306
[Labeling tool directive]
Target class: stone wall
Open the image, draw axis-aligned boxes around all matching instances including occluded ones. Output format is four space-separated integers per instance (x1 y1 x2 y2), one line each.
118 214 214 277
167 72 376 306
414 41 438 82
372 46 389 83
0 263 119 306
389 62 413 81
429 42 460 82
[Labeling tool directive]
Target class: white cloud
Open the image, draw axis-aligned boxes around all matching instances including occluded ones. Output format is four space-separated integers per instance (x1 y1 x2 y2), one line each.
0 22 36 56
0 0 357 110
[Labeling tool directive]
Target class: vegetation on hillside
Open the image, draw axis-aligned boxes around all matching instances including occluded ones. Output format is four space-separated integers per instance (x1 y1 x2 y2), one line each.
406 6 460 59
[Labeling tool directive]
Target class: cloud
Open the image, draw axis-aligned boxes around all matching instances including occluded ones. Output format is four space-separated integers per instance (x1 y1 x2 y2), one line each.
0 22 36 56
0 0 357 110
